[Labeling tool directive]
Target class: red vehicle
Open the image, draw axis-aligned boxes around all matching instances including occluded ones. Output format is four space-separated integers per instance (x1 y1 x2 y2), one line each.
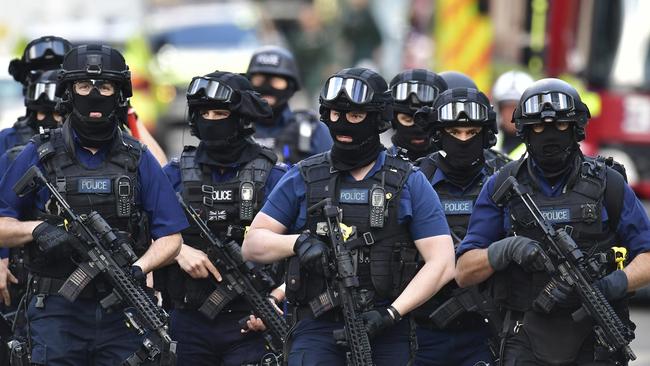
544 0 650 197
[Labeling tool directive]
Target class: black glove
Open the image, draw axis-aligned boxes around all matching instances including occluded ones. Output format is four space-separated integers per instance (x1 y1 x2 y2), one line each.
131 265 146 287
594 270 628 302
547 278 579 308
360 306 400 339
293 231 329 273
487 236 551 272
32 222 78 253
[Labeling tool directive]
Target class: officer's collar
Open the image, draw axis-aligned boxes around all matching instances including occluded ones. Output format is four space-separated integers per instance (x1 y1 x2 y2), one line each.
431 163 486 189
527 154 582 194
329 150 387 180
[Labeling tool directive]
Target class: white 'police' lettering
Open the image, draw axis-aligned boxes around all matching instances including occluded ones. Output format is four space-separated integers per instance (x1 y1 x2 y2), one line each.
442 200 473 215
339 189 368 204
78 178 111 194
541 208 571 222
256 54 280 66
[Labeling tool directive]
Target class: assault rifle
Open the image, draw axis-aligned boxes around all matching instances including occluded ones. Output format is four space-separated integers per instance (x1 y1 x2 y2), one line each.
176 194 287 356
13 166 176 366
491 176 636 361
307 198 373 366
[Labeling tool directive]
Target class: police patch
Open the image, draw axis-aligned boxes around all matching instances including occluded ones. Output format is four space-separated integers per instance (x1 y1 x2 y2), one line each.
256 53 280 66
442 200 473 215
339 188 368 204
202 185 235 202
541 208 571 223
78 178 111 193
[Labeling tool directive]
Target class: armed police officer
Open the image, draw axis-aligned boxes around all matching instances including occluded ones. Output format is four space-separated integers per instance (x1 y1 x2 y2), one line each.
456 78 650 365
242 67 455 365
412 87 500 366
387 69 448 161
0 44 187 366
160 71 287 365
246 46 332 164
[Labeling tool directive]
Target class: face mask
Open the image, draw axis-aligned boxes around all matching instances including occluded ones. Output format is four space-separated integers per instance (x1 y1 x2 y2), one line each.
440 130 485 170
327 112 383 171
69 89 119 147
37 112 60 129
392 119 434 160
527 124 577 177
254 81 294 123
195 114 253 165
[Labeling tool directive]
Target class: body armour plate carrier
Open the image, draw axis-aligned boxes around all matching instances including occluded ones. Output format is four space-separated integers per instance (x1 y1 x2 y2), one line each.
29 124 149 278
164 146 277 310
257 110 319 164
287 152 418 308
489 157 623 313
414 152 491 327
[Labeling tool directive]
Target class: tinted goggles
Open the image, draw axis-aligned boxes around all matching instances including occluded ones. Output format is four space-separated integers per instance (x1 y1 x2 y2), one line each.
27 82 57 102
321 76 373 104
187 77 233 102
438 101 488 122
522 92 574 115
391 82 438 103
25 40 69 63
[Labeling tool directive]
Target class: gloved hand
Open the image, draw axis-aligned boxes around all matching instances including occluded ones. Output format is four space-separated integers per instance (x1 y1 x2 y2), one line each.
293 231 329 273
31 222 78 253
594 270 628 302
130 265 146 287
360 306 401 339
547 278 579 308
487 236 551 272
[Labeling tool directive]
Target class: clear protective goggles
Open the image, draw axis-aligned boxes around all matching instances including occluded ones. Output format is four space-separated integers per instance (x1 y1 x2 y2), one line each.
27 82 57 102
438 101 488 122
522 92 574 115
187 77 233 102
25 40 68 62
391 82 439 103
321 76 373 104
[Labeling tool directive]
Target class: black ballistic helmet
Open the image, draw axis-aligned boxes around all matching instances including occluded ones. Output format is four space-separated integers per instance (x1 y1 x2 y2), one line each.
319 67 393 133
25 69 61 112
186 71 268 138
428 87 498 149
513 78 590 141
246 46 301 90
389 69 448 117
8 35 72 86
439 71 478 90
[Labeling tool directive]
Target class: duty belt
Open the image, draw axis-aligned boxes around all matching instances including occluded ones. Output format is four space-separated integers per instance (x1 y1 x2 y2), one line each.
31 275 112 302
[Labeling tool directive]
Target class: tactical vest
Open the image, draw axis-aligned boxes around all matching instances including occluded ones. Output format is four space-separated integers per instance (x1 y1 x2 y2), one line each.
165 146 277 309
489 157 624 312
257 110 319 164
287 152 418 307
417 152 486 243
413 152 491 328
28 124 149 278
5 117 37 163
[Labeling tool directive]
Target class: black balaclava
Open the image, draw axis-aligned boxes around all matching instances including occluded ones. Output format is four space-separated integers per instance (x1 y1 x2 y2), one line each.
391 116 434 161
34 111 60 130
254 76 295 126
69 89 119 147
526 123 578 178
194 111 260 166
438 129 485 187
328 111 383 171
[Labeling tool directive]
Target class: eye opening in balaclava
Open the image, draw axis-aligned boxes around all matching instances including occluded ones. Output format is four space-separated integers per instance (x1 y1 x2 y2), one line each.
250 72 296 124
525 120 579 178
69 84 121 148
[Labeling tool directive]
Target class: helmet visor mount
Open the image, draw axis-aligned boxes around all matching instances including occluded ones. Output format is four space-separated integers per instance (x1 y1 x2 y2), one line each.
391 82 438 103
27 82 57 103
321 76 373 104
438 101 488 122
187 77 234 102
522 92 574 116
26 40 68 63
